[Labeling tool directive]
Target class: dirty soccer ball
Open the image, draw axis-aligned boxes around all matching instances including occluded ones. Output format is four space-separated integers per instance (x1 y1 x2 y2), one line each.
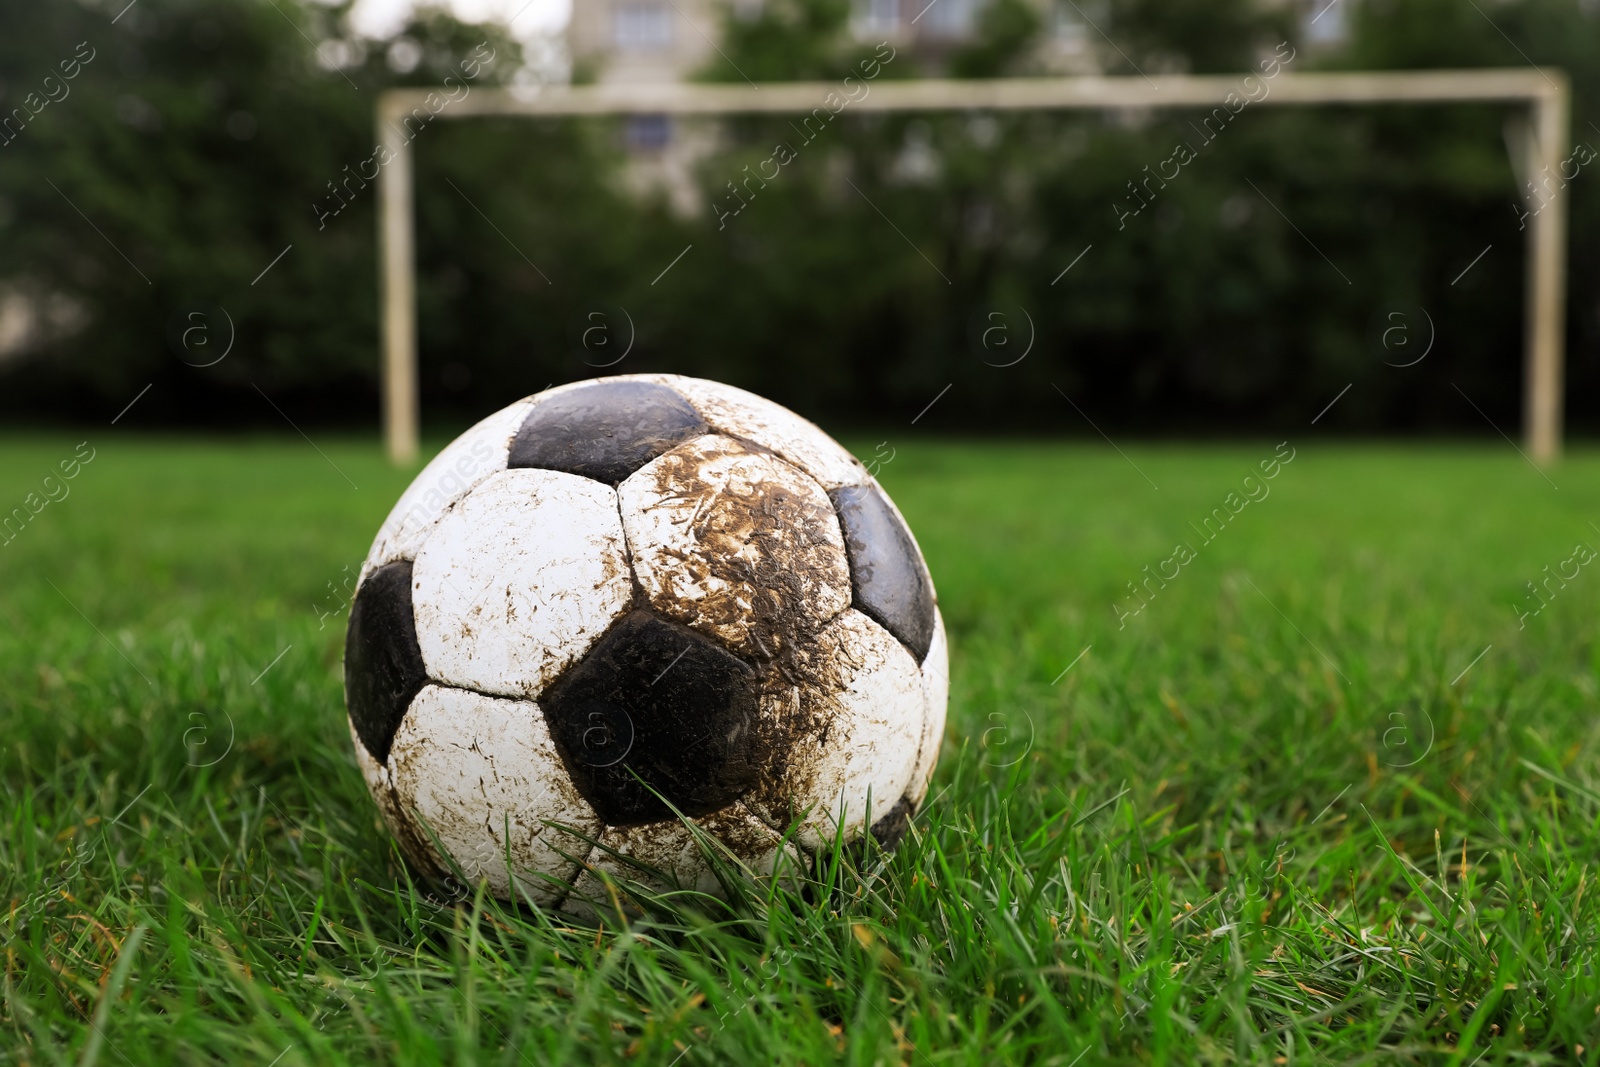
345 375 947 914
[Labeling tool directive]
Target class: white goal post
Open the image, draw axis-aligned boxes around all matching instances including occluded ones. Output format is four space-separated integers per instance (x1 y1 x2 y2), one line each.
375 68 1570 464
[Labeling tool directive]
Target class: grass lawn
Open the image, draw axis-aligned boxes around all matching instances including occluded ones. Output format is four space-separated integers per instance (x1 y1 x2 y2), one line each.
2 433 1599 1065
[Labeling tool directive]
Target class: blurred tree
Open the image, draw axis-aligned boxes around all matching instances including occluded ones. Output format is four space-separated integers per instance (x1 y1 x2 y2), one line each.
0 0 1596 439
948 0 1043 79
707 0 867 81
0 0 521 427
1108 0 1295 74
659 0 1600 435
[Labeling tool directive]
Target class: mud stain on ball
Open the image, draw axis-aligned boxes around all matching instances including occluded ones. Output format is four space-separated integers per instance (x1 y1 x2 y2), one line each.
742 611 924 850
621 436 851 668
617 437 874 826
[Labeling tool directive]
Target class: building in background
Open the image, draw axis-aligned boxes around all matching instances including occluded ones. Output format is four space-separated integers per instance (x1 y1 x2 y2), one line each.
1298 0 1351 49
567 0 1012 214
567 0 1081 97
567 0 1349 212
568 0 723 85
567 0 1108 86
564 0 1353 88
565 0 723 214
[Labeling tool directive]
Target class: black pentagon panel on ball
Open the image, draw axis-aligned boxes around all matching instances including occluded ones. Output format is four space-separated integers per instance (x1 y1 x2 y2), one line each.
507 380 709 485
541 610 762 826
868 795 917 851
344 561 429 765
829 484 937 662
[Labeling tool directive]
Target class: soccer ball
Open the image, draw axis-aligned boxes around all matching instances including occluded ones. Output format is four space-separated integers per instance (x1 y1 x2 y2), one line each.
344 375 947 914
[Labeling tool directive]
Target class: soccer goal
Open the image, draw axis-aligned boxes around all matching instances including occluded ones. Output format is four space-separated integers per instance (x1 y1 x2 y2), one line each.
374 68 1570 464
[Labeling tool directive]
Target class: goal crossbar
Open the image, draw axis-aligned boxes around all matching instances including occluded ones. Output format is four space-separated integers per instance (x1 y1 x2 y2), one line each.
376 68 1570 463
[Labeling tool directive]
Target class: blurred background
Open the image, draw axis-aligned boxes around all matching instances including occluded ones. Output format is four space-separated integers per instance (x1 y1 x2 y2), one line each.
10 10 1600 1057
1 0 1596 439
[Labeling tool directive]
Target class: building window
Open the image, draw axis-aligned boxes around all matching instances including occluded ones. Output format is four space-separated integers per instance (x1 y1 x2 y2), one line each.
624 114 671 152
1050 1 1087 41
922 0 979 38
858 0 900 33
614 2 672 51
1303 0 1349 45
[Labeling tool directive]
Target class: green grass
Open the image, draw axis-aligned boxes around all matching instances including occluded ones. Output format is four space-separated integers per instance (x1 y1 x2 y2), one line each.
3 434 1600 1065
